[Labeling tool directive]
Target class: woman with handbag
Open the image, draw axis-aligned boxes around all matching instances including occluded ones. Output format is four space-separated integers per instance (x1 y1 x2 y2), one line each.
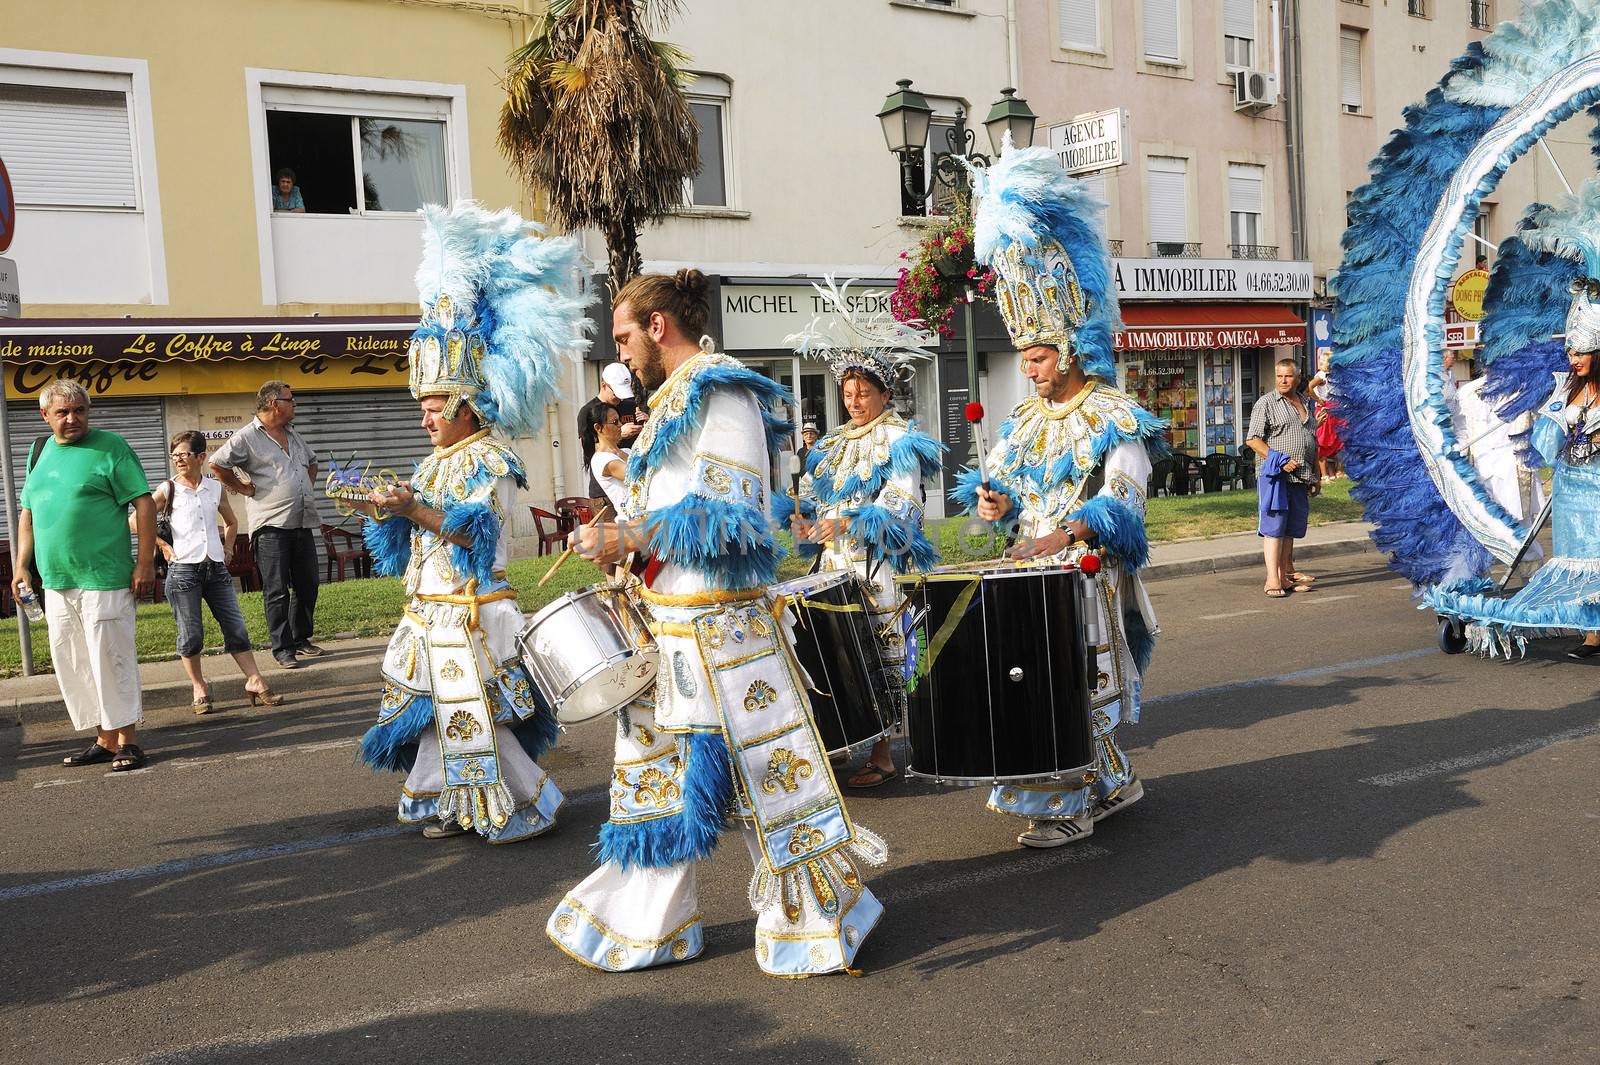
147 430 283 712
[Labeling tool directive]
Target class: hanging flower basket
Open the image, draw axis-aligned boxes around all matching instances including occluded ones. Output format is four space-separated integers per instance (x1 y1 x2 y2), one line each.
889 191 995 340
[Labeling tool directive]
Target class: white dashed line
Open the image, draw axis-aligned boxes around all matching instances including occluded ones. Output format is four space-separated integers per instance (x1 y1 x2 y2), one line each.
1361 721 1600 786
1196 609 1263 621
1306 593 1358 605
31 777 83 790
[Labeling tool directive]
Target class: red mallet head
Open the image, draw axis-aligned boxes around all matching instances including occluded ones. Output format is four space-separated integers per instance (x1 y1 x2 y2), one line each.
1078 552 1102 576
964 402 985 423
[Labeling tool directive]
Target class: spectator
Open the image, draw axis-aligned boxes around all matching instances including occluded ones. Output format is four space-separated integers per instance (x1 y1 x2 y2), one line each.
209 381 323 669
272 168 305 213
577 362 642 498
586 402 629 513
11 380 157 771
1308 351 1344 483
148 430 283 713
1246 358 1321 599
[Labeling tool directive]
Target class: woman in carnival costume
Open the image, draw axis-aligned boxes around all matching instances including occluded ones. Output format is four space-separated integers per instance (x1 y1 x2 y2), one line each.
1329 0 1600 661
782 280 946 788
951 137 1167 849
354 202 590 841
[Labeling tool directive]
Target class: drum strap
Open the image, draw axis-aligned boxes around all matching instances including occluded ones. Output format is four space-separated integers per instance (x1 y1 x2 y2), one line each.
637 585 765 608
416 580 519 630
906 576 983 693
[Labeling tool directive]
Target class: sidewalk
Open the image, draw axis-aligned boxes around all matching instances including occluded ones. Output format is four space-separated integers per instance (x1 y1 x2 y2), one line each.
0 520 1379 728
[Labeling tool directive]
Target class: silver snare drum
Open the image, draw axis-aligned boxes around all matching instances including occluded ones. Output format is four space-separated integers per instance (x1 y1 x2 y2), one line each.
517 584 658 724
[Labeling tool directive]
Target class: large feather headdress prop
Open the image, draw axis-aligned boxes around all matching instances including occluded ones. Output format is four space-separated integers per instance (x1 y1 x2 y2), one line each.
409 201 593 438
1518 178 1600 353
786 277 936 388
964 133 1121 381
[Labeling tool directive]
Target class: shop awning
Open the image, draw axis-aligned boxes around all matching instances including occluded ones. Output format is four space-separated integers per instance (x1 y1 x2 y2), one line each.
0 315 416 365
1113 304 1306 353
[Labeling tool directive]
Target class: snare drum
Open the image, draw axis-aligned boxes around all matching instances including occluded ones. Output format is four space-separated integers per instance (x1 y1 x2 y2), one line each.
517 584 658 724
896 562 1094 785
771 570 893 756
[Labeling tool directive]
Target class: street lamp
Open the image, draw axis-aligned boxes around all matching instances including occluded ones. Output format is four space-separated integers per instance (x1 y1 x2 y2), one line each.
983 88 1038 156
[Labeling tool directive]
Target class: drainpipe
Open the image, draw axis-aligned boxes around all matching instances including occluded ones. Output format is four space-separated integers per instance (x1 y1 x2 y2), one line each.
1279 0 1308 262
546 399 566 504
1006 0 1021 93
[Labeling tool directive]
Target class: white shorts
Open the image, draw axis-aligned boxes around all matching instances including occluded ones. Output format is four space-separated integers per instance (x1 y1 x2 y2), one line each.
44 587 142 732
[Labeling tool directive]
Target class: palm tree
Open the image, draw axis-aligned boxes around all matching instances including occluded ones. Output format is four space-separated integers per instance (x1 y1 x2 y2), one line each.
499 0 699 294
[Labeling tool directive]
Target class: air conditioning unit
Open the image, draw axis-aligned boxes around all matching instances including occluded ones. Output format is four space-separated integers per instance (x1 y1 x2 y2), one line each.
1232 68 1279 111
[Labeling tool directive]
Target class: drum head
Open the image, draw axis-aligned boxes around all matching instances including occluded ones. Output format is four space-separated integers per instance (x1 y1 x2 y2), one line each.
553 649 660 724
519 583 658 725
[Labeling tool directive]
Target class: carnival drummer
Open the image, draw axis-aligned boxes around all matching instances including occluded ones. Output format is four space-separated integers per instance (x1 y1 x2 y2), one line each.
548 269 887 978
351 202 585 844
954 137 1167 850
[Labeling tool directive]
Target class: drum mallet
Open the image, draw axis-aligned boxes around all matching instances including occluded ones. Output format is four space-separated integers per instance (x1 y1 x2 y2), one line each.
537 504 611 588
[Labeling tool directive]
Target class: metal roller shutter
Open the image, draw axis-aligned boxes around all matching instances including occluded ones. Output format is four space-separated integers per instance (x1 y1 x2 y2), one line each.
2 396 167 539
289 388 434 532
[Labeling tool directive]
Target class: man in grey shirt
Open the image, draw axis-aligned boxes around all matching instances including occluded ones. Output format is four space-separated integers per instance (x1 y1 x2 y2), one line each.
210 380 323 668
1245 358 1321 598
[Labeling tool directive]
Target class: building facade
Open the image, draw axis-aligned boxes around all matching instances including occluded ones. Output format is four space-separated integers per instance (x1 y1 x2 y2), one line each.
0 0 567 550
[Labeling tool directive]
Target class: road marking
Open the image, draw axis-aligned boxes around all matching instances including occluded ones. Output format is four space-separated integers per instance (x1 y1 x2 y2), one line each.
1307 593 1358 605
296 739 357 754
1143 647 1434 708
1196 609 1262 620
103 842 1110 1065
234 748 291 761
1360 721 1600 787
31 777 82 789
169 757 230 770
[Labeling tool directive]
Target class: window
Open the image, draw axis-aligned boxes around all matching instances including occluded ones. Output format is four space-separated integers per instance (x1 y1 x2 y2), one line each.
1340 29 1363 113
264 90 449 214
1228 163 1265 254
1223 0 1255 68
1059 0 1100 50
1407 0 1426 15
1147 155 1188 252
0 80 137 208
1142 0 1181 64
685 74 730 208
1471 0 1492 29
1473 203 1495 266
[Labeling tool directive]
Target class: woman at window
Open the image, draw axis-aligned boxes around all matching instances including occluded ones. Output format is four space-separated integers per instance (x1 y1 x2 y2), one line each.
149 431 284 712
272 168 305 213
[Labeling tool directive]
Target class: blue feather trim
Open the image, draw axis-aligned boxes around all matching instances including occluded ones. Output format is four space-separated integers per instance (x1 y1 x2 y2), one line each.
596 731 732 870
644 492 783 589
807 426 947 506
993 399 1168 491
847 503 939 574
363 515 413 577
359 694 434 773
1478 206 1576 423
1070 495 1150 570
770 492 820 558
951 466 1020 532
441 499 500 588
626 362 793 482
1125 608 1156 676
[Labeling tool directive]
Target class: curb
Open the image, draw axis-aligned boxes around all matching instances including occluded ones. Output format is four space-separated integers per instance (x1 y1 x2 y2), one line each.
1143 534 1377 581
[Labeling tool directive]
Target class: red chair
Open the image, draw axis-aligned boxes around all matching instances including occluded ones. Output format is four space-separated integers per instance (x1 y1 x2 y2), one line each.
530 507 569 556
320 522 373 582
227 531 263 592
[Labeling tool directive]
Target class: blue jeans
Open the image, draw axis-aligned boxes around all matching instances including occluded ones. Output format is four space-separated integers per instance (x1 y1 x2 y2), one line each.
166 559 253 659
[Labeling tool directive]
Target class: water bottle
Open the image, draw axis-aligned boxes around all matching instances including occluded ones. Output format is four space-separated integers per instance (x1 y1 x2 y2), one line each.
16 581 44 622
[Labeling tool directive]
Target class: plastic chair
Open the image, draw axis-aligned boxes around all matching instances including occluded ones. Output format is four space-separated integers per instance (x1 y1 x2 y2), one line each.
227 531 264 592
1147 457 1174 498
1236 447 1259 490
530 507 568 556
320 522 372 582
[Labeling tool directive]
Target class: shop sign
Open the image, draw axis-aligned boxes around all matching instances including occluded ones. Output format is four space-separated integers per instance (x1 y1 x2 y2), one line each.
0 256 18 319
1112 258 1314 302
1444 321 1480 349
719 282 898 350
1450 268 1489 321
1114 323 1305 352
1048 109 1124 177
2 352 410 401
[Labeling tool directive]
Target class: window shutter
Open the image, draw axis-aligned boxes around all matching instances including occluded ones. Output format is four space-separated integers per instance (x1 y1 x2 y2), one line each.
1340 29 1363 110
1223 0 1255 42
1228 163 1264 215
1076 170 1108 203
0 84 137 208
1059 0 1099 50
1147 156 1187 244
1143 0 1181 62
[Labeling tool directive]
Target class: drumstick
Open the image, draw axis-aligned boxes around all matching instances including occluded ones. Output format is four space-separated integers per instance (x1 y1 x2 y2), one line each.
537 504 611 588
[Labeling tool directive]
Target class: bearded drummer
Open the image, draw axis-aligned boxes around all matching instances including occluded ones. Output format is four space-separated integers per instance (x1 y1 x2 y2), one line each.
953 138 1167 849
547 270 888 977
351 203 585 843
783 280 946 788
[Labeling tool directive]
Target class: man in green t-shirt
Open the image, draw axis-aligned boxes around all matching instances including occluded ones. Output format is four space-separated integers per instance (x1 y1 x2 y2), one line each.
11 380 157 771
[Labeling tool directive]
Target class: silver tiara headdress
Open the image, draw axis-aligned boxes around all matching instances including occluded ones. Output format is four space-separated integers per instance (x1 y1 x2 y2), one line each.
786 277 936 388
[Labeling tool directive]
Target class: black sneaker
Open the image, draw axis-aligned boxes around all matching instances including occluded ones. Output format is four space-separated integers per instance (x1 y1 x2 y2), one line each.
1568 643 1600 660
274 652 302 670
297 641 327 659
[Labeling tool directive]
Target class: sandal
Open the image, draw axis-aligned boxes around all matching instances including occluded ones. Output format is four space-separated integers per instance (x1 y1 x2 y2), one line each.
63 742 116 767
847 764 899 789
110 744 147 772
246 683 284 707
1264 588 1290 599
192 682 213 715
1292 582 1314 593
1291 572 1317 584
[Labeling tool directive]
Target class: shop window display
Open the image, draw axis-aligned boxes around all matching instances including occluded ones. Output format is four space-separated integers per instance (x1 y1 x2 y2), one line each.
1203 352 1237 453
1125 356 1200 454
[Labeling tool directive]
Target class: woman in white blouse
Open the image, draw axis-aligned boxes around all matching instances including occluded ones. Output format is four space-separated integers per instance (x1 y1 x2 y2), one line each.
152 430 283 712
586 402 630 514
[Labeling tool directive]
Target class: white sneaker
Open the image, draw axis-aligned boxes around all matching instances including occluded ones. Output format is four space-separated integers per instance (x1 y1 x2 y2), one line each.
422 820 469 839
1016 815 1094 849
1092 777 1145 823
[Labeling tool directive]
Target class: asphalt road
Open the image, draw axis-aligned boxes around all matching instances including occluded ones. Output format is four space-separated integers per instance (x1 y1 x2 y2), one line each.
2 552 1597 1065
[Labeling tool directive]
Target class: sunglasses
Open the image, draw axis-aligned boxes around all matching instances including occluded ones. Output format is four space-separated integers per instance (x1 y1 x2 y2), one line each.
171 451 205 459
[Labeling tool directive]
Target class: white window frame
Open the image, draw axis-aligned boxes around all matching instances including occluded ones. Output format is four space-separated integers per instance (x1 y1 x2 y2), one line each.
1340 28 1364 114
0 48 168 303
682 72 734 211
1221 0 1257 71
1144 151 1192 249
1053 0 1114 67
1140 0 1185 70
245 68 470 306
1226 161 1267 253
1058 0 1101 52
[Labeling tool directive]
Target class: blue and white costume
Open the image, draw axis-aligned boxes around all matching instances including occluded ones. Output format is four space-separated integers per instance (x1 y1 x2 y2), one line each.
357 202 589 841
547 341 887 977
951 138 1166 834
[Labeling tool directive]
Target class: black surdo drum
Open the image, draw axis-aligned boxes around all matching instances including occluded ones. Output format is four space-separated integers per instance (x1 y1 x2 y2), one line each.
896 562 1095 785
771 571 893 756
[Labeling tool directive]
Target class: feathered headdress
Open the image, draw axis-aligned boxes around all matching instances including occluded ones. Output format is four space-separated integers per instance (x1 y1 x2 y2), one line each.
965 133 1121 380
1518 178 1600 353
786 277 935 389
408 201 593 438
